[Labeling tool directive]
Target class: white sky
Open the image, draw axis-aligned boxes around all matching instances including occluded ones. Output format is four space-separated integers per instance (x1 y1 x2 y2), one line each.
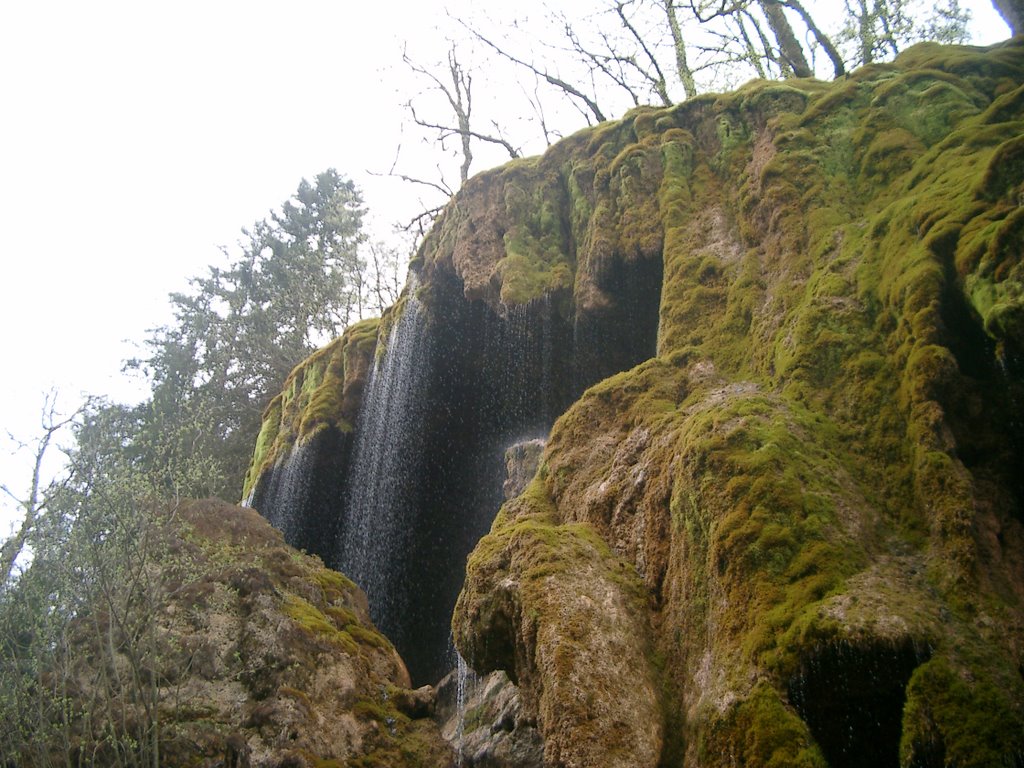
0 1 1010 533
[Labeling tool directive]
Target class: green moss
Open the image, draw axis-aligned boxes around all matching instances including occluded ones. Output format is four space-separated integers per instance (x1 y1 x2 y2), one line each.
283 594 359 656
239 39 1024 766
901 656 1024 767
242 317 379 499
243 396 282 497
312 567 358 597
700 681 826 768
352 697 400 723
349 718 454 768
346 623 392 650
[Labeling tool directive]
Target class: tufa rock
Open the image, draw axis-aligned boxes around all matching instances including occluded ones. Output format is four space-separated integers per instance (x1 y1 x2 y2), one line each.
504 439 547 500
436 668 544 768
43 500 454 768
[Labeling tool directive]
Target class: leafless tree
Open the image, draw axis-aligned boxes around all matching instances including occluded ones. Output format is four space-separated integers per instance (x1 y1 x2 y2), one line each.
404 44 520 185
0 392 82 586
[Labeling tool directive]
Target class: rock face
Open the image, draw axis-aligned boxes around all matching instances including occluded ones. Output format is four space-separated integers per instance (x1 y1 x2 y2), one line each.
435 669 544 767
504 439 547 500
52 500 453 767
448 39 1024 767
248 39 1024 765
244 319 379 556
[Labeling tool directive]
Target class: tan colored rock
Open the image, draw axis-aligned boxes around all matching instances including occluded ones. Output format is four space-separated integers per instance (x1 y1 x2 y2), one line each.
56 500 453 768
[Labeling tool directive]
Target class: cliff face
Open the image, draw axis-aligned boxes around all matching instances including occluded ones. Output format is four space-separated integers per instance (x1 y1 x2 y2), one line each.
450 39 1024 767
248 39 1024 766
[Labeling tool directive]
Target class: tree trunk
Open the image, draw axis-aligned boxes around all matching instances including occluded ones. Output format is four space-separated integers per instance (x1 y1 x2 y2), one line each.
664 1 698 99
991 0 1023 34
783 0 845 77
758 0 813 77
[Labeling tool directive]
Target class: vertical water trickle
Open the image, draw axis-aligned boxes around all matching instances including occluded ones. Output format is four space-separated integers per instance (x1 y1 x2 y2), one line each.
258 441 316 546
503 295 564 436
248 426 351 559
339 282 432 647
453 651 474 767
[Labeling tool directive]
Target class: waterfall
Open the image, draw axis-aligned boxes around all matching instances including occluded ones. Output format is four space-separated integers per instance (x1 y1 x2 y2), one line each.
256 441 316 546
247 425 350 560
338 283 432 644
453 651 478 767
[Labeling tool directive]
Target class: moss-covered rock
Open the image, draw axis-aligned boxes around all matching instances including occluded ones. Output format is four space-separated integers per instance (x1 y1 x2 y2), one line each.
243 317 379 501
452 38 1024 767
54 501 453 768
453 479 662 768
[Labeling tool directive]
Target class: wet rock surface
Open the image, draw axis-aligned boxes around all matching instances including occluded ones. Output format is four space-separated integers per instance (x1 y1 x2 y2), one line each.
436 669 544 768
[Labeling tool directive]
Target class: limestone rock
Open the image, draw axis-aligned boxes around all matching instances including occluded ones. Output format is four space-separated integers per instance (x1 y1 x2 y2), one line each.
436 669 544 768
452 40 1024 767
55 500 454 768
244 38 1024 767
504 439 546 500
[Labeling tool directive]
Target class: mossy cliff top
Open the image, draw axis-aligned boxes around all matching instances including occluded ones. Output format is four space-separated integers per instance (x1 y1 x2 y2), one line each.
243 317 379 500
453 39 1024 767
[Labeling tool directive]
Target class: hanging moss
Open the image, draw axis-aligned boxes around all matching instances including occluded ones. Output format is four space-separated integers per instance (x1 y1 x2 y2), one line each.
699 681 827 768
901 655 1024 767
242 317 379 499
447 38 1024 768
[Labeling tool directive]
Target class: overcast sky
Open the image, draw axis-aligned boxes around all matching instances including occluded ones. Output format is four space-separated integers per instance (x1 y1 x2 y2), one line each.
0 1 1010 533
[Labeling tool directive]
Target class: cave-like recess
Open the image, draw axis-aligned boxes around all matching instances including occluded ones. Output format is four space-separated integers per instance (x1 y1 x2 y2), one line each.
252 253 663 684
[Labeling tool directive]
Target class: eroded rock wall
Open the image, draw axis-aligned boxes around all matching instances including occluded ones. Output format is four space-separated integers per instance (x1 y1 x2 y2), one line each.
452 39 1024 767
245 37 1024 763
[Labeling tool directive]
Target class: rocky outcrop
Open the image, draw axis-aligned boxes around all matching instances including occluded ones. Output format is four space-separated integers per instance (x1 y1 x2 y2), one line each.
243 37 1024 766
243 319 379 558
504 439 547 500
451 39 1024 767
436 670 544 767
54 500 452 767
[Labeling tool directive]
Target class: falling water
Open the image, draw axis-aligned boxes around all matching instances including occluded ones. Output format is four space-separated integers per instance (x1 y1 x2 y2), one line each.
339 282 432 640
446 641 479 767
246 423 351 560
255 442 316 545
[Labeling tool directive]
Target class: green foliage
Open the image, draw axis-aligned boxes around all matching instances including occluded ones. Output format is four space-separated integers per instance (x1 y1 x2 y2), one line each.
0 428 199 767
127 169 379 500
837 0 970 67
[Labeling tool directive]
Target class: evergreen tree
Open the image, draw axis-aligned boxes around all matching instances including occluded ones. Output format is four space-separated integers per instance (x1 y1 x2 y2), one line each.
129 169 372 500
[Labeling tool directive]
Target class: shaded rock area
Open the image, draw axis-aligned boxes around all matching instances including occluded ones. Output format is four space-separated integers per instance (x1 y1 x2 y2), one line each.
245 318 380 556
248 203 662 684
50 500 453 768
436 669 544 768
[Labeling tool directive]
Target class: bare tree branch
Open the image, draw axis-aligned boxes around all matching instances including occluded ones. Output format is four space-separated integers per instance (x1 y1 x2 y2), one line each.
457 17 608 123
407 102 521 160
663 0 698 98
757 0 813 77
1 392 83 586
782 0 845 77
614 0 673 105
